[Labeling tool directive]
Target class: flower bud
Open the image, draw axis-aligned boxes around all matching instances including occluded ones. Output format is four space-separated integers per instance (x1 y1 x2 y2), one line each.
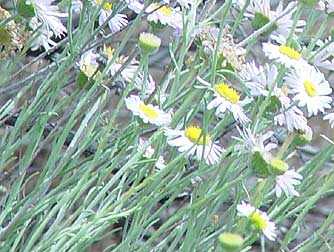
218 232 244 252
139 32 161 55
269 158 288 175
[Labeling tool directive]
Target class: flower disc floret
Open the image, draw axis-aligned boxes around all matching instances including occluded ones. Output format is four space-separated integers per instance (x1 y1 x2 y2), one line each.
214 82 240 104
304 80 316 96
250 211 267 230
139 104 159 118
185 126 211 145
278 45 301 59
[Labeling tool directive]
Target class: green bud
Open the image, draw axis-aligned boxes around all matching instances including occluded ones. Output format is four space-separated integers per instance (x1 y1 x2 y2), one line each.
268 158 288 175
218 233 244 252
139 32 161 55
16 0 35 18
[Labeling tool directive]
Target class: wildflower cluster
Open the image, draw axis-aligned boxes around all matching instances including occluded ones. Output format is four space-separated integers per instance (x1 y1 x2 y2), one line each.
1 0 334 251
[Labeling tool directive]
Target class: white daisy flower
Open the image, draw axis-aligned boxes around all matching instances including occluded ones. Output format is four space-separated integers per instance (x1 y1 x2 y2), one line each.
311 37 334 71
237 201 277 241
233 0 304 40
138 138 166 169
163 0 193 9
233 127 277 161
239 62 280 97
77 49 100 78
146 3 183 31
102 46 141 85
134 74 156 95
275 169 303 197
284 64 332 116
93 0 128 33
122 0 144 13
164 126 223 165
317 0 334 14
125 95 171 126
28 0 67 38
262 41 306 68
197 78 249 124
323 113 334 128
29 17 57 51
274 105 308 133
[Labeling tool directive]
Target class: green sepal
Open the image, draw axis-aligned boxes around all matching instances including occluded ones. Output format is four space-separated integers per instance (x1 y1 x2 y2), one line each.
16 0 35 18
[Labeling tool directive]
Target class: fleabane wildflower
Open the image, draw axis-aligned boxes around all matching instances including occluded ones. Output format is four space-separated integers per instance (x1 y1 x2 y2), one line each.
311 37 334 71
237 201 277 241
125 95 171 126
77 49 100 80
233 127 277 159
284 64 332 116
26 0 67 50
323 113 334 128
138 138 166 169
28 0 67 37
239 62 280 97
263 40 306 68
146 3 182 31
102 46 141 86
164 126 223 165
93 0 128 33
317 0 334 14
274 105 309 133
233 0 305 40
269 159 303 197
197 78 249 124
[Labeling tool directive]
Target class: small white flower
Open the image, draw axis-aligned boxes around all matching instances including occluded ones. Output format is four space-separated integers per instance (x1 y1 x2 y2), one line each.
237 201 277 241
284 64 332 116
233 0 304 40
146 3 183 31
274 105 308 133
122 0 144 13
76 49 100 80
102 46 141 85
29 0 67 37
138 138 166 169
323 113 334 128
263 41 306 68
233 127 277 161
275 169 303 197
239 62 280 97
317 0 334 14
197 79 249 124
93 0 128 33
311 37 334 71
164 126 223 165
125 95 171 126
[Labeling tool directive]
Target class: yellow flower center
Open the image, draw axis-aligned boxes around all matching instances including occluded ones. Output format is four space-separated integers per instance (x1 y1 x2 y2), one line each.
250 211 267 231
214 82 240 104
103 46 115 60
96 0 112 12
278 45 301 60
139 104 159 118
153 3 173 16
304 80 316 97
185 126 211 145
